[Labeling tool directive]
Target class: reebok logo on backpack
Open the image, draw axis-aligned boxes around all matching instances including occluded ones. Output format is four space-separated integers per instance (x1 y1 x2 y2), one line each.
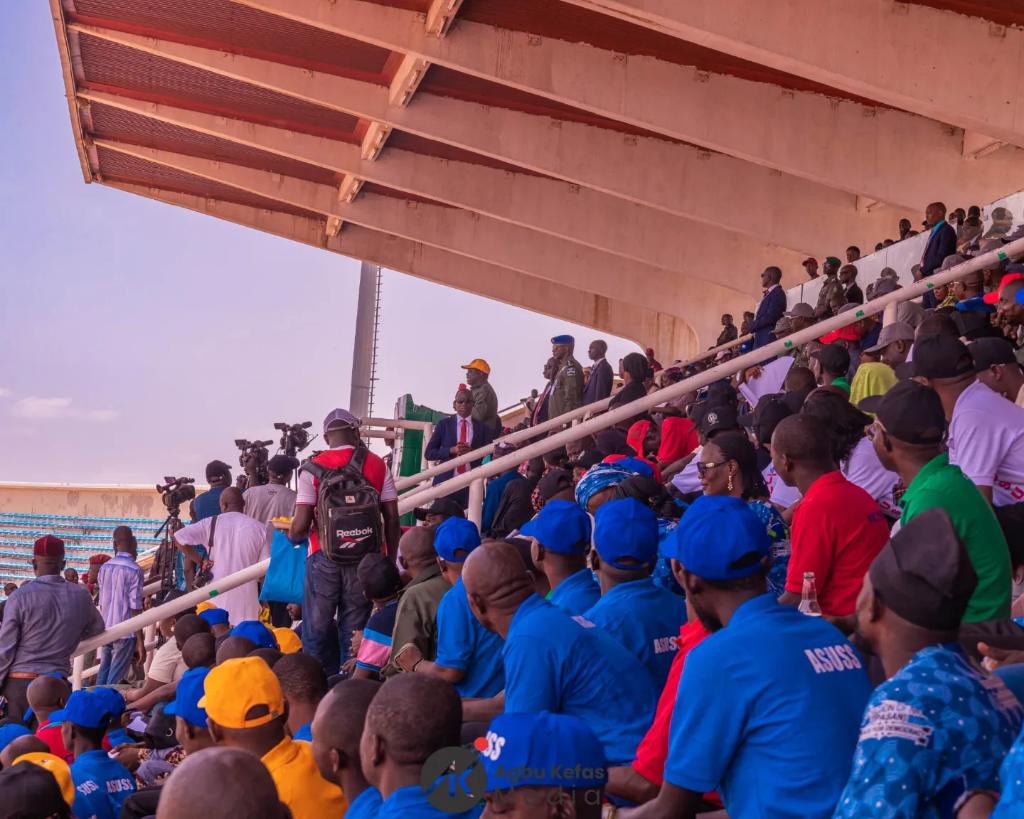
300 447 383 564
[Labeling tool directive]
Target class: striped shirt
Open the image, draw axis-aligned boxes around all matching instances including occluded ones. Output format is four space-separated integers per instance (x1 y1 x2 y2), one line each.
97 553 145 629
355 600 399 675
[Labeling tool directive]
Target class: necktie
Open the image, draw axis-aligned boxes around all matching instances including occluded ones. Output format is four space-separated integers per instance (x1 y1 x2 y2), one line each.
457 418 468 474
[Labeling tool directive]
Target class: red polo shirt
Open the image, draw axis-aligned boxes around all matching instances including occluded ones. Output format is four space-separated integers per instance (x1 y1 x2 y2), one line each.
786 471 890 616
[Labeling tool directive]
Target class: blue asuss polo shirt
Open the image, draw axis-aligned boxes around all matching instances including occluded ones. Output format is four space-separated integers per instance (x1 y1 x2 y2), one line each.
666 594 871 819
584 577 686 692
548 568 601 616
378 784 481 819
435 577 505 698
70 749 136 819
503 593 656 766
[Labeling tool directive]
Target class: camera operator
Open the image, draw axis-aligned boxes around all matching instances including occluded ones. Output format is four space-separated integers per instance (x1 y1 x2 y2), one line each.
194 460 232 520
289 409 401 676
244 454 299 528
244 455 299 628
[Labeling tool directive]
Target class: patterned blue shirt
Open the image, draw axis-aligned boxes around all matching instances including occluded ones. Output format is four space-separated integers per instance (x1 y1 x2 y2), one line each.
993 724 1024 817
834 643 1023 819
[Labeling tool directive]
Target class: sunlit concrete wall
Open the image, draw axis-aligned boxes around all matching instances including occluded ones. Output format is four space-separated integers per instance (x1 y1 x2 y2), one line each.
0 483 174 520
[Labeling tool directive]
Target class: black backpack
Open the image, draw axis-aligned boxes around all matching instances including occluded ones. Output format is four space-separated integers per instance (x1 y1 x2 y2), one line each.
300 447 383 564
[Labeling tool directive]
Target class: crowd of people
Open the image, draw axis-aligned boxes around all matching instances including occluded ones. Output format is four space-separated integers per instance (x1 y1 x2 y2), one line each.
1 200 1024 818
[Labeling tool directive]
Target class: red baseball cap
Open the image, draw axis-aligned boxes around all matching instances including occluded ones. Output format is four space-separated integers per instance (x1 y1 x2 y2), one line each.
33 535 65 558
983 271 1024 304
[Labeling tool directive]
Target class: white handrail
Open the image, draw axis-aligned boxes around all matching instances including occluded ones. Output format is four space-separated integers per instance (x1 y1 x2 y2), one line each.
68 239 1023 673
392 332 752 491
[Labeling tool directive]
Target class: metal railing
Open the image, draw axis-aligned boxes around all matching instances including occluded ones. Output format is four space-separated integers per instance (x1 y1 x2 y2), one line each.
393 332 752 493
68 239 1023 686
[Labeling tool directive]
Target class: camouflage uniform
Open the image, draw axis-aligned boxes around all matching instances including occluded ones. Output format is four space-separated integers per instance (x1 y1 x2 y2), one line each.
548 356 585 419
815 275 844 318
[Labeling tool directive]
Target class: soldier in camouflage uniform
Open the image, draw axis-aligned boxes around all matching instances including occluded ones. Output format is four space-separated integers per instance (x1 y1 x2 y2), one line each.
548 334 584 421
814 256 844 319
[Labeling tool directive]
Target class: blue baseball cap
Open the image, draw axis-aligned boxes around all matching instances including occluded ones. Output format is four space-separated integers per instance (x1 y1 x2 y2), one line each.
51 690 118 729
434 517 481 563
91 687 126 721
663 495 770 581
520 500 592 555
0 723 30 753
481 712 606 793
230 620 278 650
550 334 575 345
165 667 210 729
199 608 230 627
593 498 658 570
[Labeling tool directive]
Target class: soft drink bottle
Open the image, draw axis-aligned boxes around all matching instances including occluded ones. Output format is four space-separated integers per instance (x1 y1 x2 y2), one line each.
798 572 822 616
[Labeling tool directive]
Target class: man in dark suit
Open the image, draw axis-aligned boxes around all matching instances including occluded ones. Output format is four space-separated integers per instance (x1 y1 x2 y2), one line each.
839 264 864 305
424 387 496 508
921 201 958 309
750 266 787 349
582 339 614 406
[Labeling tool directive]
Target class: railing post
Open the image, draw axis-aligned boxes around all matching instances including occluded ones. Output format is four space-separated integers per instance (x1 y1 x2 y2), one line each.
468 478 484 529
72 654 84 691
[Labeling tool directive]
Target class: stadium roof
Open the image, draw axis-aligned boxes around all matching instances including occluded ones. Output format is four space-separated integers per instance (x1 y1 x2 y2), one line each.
50 0 1024 355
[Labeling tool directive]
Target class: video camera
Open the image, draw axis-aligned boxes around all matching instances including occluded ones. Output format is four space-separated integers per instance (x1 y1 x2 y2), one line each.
156 476 196 519
274 421 315 458
235 439 273 487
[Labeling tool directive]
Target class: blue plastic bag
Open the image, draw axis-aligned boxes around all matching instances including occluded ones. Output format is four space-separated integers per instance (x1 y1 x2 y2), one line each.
260 529 307 605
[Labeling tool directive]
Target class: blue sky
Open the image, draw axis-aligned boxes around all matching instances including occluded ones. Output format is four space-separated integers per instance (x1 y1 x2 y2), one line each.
0 5 638 484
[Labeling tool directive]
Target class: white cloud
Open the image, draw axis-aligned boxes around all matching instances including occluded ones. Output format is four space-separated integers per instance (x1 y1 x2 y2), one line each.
0 387 10 398
11 396 118 423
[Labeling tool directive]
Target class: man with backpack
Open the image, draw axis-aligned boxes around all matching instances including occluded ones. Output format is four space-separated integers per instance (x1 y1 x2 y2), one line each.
289 408 402 676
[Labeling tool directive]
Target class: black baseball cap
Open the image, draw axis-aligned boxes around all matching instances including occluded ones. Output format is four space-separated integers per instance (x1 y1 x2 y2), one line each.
536 468 573 502
912 335 975 379
413 497 466 522
267 454 300 474
869 508 976 631
969 337 1020 372
205 460 232 481
699 404 739 437
810 344 850 377
356 553 403 600
740 394 795 444
858 380 946 445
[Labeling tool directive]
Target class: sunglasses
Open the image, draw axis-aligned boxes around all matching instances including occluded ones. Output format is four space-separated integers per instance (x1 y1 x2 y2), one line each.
696 459 729 477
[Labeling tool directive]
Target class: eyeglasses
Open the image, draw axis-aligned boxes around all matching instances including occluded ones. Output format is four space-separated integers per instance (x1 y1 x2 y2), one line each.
696 459 729 477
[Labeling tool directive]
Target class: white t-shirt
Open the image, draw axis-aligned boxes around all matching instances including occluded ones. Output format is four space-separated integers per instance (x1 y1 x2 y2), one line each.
762 462 802 508
295 445 398 504
174 511 270 623
949 380 1024 506
842 437 901 518
738 357 794 408
244 483 297 524
148 638 185 684
671 447 704 495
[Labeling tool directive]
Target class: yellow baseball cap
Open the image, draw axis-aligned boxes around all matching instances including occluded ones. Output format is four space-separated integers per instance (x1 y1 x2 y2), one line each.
272 627 302 654
196 600 216 614
460 358 490 375
198 657 285 729
14 752 75 807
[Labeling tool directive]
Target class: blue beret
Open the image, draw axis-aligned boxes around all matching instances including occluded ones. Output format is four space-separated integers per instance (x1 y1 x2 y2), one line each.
550 335 575 345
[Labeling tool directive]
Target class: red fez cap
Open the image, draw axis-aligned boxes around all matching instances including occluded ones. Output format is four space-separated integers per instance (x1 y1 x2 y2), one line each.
88 553 111 566
33 535 65 558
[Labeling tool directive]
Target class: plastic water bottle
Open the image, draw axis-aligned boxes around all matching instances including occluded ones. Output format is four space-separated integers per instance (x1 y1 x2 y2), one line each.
798 572 823 617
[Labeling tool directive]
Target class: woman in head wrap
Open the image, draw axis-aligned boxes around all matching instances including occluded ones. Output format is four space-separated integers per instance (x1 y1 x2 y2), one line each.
614 419 662 482
695 430 790 597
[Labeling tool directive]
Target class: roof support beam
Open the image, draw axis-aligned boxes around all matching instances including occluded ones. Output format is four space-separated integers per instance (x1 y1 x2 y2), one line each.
79 91 807 278
560 0 1024 150
109 181 703 356
93 139 759 315
229 0 1024 211
70 25 910 255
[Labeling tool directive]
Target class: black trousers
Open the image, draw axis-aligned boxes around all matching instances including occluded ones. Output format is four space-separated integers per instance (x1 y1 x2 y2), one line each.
0 677 31 725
